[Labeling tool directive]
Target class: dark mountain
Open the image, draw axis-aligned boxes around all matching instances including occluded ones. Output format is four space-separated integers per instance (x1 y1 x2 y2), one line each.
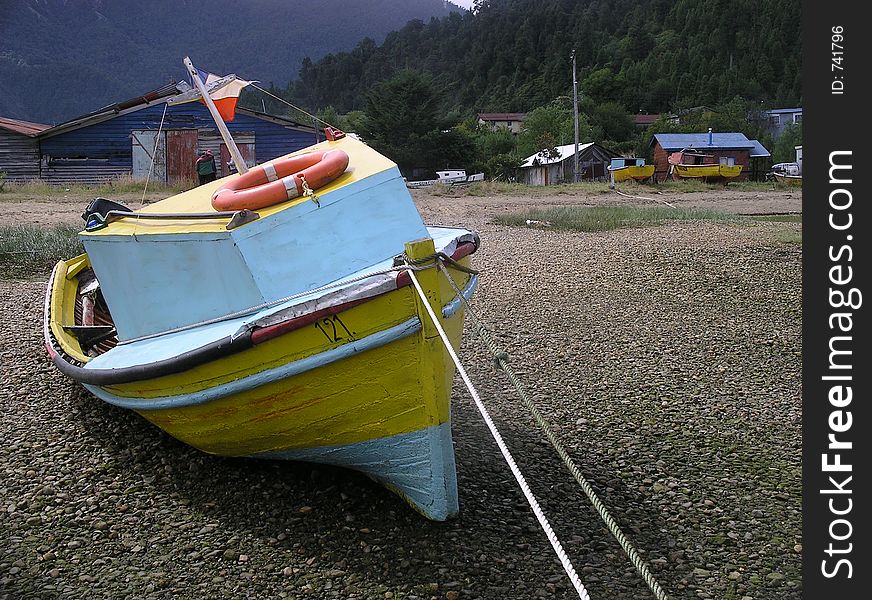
283 0 801 115
0 0 462 124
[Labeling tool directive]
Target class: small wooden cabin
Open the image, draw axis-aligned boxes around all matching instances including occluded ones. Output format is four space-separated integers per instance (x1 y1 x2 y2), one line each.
519 142 619 185
0 117 50 183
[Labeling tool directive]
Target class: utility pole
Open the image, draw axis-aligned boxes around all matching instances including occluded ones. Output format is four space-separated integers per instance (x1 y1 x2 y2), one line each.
571 49 580 183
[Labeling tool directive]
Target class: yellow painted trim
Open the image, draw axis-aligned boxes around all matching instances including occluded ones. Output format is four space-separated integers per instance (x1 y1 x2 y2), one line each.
674 164 743 178
48 256 91 364
612 165 655 182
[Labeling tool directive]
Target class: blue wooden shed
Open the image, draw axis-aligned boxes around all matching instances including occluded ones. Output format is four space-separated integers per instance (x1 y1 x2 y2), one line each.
37 82 318 185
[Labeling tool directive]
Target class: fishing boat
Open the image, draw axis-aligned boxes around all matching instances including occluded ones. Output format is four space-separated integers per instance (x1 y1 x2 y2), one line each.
405 169 485 188
608 157 655 183
768 162 802 187
43 60 480 521
772 172 802 187
667 149 743 181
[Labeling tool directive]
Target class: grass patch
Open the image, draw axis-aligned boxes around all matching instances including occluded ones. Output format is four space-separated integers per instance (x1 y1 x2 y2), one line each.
749 214 802 223
494 205 741 232
490 180 610 196
770 229 802 245
0 174 188 199
450 180 612 197
426 179 778 197
0 224 83 279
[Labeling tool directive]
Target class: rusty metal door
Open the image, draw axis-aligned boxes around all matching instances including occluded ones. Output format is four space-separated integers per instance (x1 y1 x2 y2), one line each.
220 139 256 176
166 129 199 186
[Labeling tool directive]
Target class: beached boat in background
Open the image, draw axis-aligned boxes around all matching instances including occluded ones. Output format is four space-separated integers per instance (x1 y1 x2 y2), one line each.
773 172 802 186
608 157 655 182
405 169 485 188
668 149 743 181
44 60 480 521
768 162 802 187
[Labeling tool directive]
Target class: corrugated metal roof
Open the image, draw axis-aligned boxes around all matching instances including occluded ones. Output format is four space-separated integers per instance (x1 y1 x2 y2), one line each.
520 142 596 167
39 81 311 139
633 113 660 125
39 82 186 138
653 133 756 150
747 139 771 158
0 116 51 137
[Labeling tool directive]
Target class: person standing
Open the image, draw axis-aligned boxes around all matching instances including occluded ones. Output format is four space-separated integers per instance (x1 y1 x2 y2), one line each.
196 149 217 185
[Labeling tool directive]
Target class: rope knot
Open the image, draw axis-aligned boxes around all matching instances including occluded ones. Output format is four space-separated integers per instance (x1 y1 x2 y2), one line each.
492 351 510 367
299 175 320 207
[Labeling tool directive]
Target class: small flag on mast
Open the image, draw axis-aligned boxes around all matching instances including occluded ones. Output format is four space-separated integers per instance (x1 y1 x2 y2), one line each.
191 69 253 122
168 68 254 122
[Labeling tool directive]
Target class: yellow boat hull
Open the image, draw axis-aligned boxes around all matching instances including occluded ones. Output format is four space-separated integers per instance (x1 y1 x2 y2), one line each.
45 133 480 520
46 235 477 521
611 164 655 182
773 173 802 187
672 164 743 179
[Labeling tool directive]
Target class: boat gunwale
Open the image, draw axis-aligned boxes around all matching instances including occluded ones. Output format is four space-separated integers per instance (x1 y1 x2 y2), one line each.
44 240 478 387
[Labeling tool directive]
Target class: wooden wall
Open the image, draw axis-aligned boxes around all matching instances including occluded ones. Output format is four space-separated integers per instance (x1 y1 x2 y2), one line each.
0 129 41 183
38 103 317 184
519 145 617 185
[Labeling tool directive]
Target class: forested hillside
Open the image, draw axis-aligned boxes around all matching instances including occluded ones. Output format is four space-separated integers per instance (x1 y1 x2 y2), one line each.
0 0 461 123
280 0 801 116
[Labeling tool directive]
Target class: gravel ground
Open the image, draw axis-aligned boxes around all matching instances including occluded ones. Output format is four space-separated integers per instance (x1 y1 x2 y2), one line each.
1 187 801 599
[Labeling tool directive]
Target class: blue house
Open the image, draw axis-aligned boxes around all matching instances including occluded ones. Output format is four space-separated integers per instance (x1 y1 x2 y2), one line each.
764 108 802 138
35 82 317 185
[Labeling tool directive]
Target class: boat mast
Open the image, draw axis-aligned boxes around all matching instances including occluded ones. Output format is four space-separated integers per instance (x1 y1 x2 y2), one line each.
183 56 249 175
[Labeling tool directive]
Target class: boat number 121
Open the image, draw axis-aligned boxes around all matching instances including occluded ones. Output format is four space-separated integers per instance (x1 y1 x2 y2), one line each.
314 314 355 343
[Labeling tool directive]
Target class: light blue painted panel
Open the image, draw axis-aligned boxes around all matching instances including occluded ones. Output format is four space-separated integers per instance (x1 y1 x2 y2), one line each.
255 422 459 521
232 167 429 302
82 233 263 341
81 171 436 342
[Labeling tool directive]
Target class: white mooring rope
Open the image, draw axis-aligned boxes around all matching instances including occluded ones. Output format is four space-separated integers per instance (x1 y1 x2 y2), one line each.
436 261 670 600
407 270 592 600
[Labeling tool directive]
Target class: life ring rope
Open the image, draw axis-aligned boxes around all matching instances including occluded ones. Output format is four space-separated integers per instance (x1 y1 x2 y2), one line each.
211 149 349 212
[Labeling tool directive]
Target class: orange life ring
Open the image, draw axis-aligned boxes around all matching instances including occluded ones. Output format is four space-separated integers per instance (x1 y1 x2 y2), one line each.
211 149 350 211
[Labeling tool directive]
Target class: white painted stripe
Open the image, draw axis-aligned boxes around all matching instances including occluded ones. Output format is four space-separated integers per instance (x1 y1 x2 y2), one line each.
281 175 299 199
262 163 278 182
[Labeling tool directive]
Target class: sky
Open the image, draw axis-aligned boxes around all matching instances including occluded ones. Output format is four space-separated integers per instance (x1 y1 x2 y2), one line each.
451 0 474 9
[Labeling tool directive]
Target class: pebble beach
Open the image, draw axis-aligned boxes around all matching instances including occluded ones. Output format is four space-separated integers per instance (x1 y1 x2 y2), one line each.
1 186 802 599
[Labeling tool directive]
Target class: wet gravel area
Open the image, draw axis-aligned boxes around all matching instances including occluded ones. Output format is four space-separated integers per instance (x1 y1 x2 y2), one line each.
1 191 801 599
